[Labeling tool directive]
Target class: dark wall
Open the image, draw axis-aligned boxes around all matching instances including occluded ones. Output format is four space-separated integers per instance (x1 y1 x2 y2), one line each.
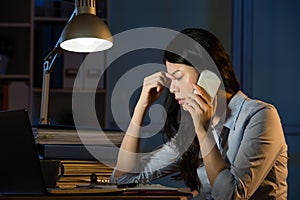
106 0 300 198
233 1 300 199
107 0 233 129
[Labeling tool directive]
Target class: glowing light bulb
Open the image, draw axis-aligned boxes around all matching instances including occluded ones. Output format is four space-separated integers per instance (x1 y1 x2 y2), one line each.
60 38 113 52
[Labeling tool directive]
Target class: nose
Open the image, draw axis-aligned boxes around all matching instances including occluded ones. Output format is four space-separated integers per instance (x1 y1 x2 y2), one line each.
169 80 178 94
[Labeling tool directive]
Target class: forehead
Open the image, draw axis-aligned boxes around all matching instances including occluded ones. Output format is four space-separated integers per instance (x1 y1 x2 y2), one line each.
165 61 197 75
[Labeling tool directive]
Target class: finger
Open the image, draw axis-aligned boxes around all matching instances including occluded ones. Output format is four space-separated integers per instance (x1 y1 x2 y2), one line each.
182 102 195 113
165 72 176 80
183 102 203 123
185 97 205 113
156 85 165 93
158 75 169 86
191 94 215 120
187 93 206 108
144 71 174 93
144 76 167 89
157 72 170 83
192 83 211 104
153 78 168 91
144 81 164 92
211 95 218 114
151 73 171 86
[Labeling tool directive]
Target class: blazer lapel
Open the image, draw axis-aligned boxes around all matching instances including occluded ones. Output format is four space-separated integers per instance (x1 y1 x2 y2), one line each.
227 127 245 164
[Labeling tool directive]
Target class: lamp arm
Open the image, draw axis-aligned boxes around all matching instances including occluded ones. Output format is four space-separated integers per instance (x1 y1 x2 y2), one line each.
39 49 61 124
39 8 77 124
42 7 77 67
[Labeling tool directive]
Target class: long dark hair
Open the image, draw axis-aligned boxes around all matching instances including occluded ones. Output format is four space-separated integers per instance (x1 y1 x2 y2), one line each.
163 28 240 191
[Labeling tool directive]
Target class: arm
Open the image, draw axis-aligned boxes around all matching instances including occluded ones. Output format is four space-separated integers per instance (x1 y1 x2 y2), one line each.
184 83 228 185
112 136 181 184
211 106 286 199
196 126 228 185
114 71 175 177
114 102 148 177
186 85 286 199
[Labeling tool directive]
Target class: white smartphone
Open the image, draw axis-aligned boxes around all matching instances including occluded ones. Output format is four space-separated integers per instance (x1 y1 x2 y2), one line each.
194 70 221 100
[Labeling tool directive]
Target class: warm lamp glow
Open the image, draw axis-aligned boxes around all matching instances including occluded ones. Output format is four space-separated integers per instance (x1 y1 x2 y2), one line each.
60 37 113 52
59 0 113 53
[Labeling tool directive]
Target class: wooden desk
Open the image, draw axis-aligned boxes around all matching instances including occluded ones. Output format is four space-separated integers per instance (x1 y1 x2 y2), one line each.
0 195 189 200
0 186 191 200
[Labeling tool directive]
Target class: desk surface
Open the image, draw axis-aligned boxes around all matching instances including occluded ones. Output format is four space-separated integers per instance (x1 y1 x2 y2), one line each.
0 185 193 200
0 195 189 200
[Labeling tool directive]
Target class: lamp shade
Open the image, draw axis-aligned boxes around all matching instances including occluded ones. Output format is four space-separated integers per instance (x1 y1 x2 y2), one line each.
60 14 113 52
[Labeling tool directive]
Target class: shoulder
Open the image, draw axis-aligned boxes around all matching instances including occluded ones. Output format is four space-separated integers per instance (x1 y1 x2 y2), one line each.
232 92 283 133
240 93 279 120
238 93 284 138
228 93 286 154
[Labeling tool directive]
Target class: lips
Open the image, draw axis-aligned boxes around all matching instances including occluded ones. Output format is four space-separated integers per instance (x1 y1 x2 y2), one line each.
176 98 185 105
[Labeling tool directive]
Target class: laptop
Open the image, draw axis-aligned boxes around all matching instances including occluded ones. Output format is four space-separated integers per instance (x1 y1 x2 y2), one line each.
0 109 47 195
0 109 122 196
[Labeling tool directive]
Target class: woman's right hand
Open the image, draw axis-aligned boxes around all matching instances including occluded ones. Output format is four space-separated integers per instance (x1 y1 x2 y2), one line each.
137 71 175 109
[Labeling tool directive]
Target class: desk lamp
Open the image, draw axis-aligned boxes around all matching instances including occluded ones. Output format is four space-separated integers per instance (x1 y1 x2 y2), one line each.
39 0 113 124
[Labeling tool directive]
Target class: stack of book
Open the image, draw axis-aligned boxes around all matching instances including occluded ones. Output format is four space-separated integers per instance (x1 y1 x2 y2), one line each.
34 126 124 161
57 160 114 188
32 125 123 189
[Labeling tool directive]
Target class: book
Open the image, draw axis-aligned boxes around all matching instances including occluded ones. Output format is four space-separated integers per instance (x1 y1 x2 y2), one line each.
56 160 114 189
37 143 119 161
35 126 124 160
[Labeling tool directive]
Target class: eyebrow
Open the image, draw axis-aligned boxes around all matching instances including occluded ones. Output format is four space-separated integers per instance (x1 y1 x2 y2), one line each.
171 70 181 76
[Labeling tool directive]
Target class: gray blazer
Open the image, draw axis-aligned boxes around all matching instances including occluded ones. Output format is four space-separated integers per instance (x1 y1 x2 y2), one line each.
111 91 288 200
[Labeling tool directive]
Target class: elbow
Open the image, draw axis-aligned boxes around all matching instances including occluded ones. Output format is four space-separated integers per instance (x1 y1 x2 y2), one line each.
211 168 252 200
211 168 238 200
114 169 127 178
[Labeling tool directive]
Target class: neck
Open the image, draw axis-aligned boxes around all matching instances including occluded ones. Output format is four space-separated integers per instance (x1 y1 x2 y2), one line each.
226 92 233 104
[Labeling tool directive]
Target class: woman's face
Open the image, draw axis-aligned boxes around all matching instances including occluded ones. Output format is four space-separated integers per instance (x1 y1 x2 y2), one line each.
166 61 199 108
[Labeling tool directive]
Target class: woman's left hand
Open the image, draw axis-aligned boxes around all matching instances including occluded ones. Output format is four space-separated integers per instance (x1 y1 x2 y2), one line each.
183 83 217 135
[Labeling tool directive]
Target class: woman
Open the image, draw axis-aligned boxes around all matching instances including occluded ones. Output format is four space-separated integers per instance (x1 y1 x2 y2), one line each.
111 28 288 199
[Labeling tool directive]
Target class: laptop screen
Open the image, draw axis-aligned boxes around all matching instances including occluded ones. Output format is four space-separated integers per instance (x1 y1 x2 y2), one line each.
0 109 47 195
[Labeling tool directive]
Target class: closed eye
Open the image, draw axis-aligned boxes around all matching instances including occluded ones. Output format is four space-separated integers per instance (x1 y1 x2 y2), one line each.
175 75 183 80
172 70 183 80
